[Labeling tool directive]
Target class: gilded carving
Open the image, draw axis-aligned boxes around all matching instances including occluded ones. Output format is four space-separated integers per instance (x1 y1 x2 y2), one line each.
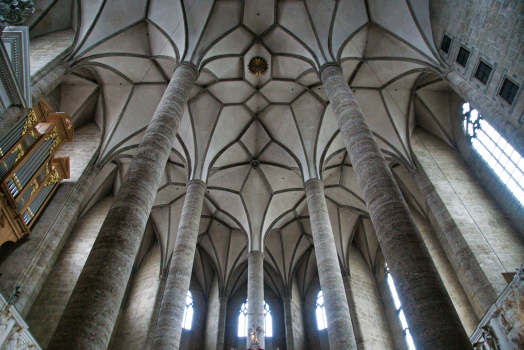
43 169 60 187
45 127 61 155
12 143 24 164
21 109 37 136
30 179 38 197
248 57 268 76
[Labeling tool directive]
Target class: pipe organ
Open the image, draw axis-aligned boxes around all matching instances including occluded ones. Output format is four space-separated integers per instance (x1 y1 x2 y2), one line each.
0 100 73 247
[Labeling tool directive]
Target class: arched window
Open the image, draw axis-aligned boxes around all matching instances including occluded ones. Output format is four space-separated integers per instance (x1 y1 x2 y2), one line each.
386 265 416 350
182 291 194 330
463 103 524 206
315 291 328 330
237 300 273 338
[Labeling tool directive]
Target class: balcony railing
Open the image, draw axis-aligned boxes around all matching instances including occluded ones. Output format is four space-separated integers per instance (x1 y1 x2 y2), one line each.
471 265 524 349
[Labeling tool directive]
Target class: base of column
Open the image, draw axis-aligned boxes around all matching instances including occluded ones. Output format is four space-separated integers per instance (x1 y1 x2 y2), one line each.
247 346 264 350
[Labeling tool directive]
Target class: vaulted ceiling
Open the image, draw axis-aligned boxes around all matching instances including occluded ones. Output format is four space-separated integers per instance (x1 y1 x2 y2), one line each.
28 0 462 297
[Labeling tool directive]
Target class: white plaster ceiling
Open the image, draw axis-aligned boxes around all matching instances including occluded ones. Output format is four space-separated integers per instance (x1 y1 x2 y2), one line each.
30 0 455 294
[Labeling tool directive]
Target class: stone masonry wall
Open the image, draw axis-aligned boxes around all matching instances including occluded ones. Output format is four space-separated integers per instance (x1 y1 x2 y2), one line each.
109 241 161 350
411 205 479 335
29 29 74 77
373 253 409 350
204 276 220 350
291 276 306 350
348 245 394 350
304 275 322 350
0 122 101 313
412 127 524 315
430 0 524 128
26 195 114 348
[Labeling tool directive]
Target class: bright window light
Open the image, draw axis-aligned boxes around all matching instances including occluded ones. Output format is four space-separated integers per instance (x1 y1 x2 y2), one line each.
238 300 272 338
386 265 416 350
182 291 194 330
315 291 328 330
463 103 524 206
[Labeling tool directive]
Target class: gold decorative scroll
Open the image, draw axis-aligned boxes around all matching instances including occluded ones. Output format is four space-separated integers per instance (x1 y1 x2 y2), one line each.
43 169 60 187
22 109 38 136
30 179 39 196
12 144 25 164
45 127 61 155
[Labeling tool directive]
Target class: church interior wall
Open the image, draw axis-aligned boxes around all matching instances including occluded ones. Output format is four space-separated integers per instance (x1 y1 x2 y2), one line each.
412 126 524 311
409 203 479 335
449 92 524 236
373 253 410 350
348 245 394 350
224 283 248 350
264 285 286 350
303 274 321 350
188 275 207 350
204 275 220 350
109 240 161 350
290 276 306 350
29 29 75 77
25 193 113 347
0 120 102 315
430 0 524 130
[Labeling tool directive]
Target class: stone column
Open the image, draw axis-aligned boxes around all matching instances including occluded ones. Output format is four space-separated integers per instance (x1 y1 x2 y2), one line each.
152 179 206 350
247 251 264 349
411 159 497 314
445 70 524 157
321 64 471 349
216 296 228 350
0 63 68 138
305 179 357 350
47 63 197 350
342 275 364 350
283 297 295 349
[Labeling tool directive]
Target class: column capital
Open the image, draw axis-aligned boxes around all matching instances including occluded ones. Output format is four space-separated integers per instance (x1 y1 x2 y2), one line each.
176 61 199 80
219 296 228 303
247 250 264 259
304 178 323 190
187 179 206 189
319 62 342 77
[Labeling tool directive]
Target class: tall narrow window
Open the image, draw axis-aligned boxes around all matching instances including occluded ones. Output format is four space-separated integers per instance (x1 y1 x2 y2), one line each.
475 61 492 85
182 291 194 330
238 300 273 338
441 35 451 53
499 78 520 105
456 47 470 67
463 103 524 206
315 291 328 330
386 265 416 350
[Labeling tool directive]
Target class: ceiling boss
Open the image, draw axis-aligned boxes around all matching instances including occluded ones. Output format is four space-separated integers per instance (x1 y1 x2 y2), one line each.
247 56 268 76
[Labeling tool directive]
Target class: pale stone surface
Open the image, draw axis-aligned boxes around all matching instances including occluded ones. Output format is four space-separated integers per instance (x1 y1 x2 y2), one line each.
152 179 206 350
412 127 524 316
47 64 196 350
0 122 101 316
109 242 162 350
204 277 220 350
291 277 306 350
411 204 479 335
321 65 471 349
247 250 265 349
283 297 294 349
348 246 394 350
343 276 365 349
304 178 357 350
25 195 114 348
30 30 74 76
